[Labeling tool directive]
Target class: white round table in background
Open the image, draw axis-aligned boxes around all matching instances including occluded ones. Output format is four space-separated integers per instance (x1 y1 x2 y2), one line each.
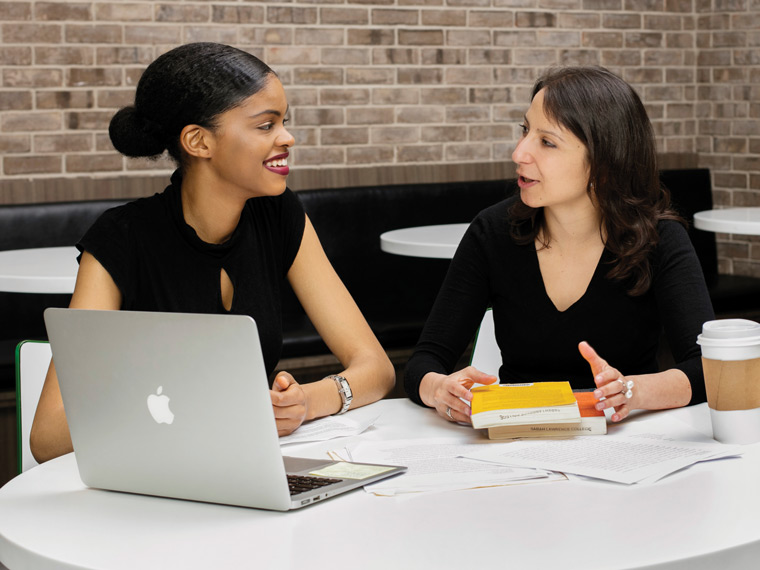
379 223 468 259
0 246 78 294
693 208 760 236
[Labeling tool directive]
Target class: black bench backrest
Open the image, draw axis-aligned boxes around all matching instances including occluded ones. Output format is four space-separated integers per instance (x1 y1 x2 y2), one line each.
0 169 721 377
296 179 516 318
0 199 128 250
660 168 717 283
277 179 516 355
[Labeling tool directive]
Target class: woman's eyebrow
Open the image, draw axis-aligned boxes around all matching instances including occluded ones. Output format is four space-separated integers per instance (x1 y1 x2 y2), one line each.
523 114 565 142
536 127 565 142
251 105 290 119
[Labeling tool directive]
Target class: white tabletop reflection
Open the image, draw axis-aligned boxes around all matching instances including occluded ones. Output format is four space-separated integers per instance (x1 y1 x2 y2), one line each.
694 208 760 236
379 223 467 259
0 246 78 294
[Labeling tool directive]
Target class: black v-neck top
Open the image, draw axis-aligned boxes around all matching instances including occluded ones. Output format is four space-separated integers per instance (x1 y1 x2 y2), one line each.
77 172 306 374
404 196 714 406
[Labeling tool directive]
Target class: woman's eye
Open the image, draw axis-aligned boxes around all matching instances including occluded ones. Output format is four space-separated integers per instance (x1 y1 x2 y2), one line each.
542 139 556 148
518 123 527 136
258 123 274 131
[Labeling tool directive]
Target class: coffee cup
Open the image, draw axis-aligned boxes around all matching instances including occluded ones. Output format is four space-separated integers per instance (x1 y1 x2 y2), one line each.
697 319 760 444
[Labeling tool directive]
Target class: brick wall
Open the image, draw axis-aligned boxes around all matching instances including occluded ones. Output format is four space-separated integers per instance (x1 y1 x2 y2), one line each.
0 0 758 274
694 1 760 276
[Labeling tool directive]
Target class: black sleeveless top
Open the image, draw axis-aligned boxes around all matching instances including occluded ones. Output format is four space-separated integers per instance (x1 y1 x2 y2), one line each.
77 171 306 375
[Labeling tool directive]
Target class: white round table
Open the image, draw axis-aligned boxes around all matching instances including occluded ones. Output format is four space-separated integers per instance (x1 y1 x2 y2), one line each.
693 208 760 236
2 400 760 570
0 246 78 294
379 223 467 259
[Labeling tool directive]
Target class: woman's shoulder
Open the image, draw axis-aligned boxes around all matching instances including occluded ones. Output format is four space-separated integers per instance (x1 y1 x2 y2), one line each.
456 195 524 259
651 217 700 272
99 191 170 227
655 217 691 246
468 194 520 236
83 186 175 246
472 194 519 223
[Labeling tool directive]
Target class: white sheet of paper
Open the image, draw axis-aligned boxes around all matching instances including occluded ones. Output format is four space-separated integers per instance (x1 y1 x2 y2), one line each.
279 414 379 446
462 417 743 485
349 437 558 495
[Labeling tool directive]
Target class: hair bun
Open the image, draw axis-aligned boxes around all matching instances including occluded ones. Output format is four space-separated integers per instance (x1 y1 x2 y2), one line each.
108 106 167 158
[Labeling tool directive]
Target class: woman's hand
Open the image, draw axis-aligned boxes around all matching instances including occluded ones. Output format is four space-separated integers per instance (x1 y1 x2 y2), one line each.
419 367 498 424
578 341 638 422
270 371 308 436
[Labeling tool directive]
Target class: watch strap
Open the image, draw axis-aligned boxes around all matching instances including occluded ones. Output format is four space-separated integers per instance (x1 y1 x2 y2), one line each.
328 374 353 415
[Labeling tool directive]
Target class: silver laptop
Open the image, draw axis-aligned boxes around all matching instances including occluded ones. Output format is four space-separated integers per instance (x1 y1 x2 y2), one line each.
44 308 405 511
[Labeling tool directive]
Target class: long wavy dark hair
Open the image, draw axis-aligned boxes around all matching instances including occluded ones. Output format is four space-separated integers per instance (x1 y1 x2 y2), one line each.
109 43 276 168
509 66 682 296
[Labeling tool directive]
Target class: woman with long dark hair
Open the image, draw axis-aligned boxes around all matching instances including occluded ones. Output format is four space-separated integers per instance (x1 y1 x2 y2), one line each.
31 43 394 462
405 66 714 424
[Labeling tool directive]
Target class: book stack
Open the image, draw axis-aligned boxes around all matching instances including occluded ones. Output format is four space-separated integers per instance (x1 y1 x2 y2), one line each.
470 382 606 439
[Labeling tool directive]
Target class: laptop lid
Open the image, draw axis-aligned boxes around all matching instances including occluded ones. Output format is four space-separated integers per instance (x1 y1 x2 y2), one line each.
44 308 404 511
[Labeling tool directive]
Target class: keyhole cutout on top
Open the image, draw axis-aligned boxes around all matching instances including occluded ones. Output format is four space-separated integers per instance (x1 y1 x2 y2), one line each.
220 268 234 312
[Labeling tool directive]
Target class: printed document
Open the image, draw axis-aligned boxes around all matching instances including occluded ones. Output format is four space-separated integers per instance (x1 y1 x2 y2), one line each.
350 437 561 495
462 416 742 485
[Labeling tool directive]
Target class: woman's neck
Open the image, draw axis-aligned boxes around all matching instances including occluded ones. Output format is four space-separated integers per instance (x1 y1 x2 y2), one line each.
179 169 246 245
540 197 604 249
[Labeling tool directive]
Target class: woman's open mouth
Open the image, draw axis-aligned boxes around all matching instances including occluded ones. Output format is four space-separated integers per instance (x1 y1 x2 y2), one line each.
264 153 289 175
517 175 538 188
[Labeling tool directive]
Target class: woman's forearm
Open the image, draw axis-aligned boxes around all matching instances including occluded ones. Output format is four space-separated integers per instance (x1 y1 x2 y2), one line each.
29 362 74 463
302 350 395 419
631 368 693 411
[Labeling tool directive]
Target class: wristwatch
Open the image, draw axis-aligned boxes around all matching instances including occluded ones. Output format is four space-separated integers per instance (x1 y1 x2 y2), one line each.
328 374 353 415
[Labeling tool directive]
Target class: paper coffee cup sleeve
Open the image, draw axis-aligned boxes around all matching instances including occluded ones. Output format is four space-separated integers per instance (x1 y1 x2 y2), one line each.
702 357 760 411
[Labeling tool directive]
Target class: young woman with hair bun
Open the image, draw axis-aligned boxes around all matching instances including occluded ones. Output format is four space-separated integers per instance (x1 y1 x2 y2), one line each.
31 43 395 463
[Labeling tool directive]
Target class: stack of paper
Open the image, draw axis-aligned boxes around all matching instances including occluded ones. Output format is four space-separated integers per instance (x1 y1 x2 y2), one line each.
278 413 379 446
461 415 743 485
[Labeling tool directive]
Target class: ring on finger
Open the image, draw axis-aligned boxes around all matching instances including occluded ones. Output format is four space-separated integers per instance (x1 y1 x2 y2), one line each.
446 406 453 419
617 377 634 399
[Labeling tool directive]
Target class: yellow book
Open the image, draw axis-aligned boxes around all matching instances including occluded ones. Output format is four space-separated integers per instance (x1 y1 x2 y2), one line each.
470 382 580 429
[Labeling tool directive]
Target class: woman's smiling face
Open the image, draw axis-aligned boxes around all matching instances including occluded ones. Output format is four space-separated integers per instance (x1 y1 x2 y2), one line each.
512 88 591 213
205 76 295 199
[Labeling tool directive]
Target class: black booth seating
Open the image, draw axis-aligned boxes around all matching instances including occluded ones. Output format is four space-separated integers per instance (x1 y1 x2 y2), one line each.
662 169 760 316
280 179 513 358
1 169 758 391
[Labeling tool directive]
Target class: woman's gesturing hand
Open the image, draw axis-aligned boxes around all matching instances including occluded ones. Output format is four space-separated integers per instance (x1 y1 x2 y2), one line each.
578 341 638 422
420 367 498 423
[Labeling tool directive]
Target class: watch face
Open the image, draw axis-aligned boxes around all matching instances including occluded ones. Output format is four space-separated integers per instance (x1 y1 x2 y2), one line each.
331 375 352 413
335 376 350 396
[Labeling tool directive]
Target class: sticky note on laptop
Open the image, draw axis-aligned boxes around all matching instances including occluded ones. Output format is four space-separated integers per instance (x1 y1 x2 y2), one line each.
311 462 397 480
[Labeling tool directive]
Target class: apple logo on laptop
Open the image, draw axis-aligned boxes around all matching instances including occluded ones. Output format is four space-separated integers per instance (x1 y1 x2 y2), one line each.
147 386 175 424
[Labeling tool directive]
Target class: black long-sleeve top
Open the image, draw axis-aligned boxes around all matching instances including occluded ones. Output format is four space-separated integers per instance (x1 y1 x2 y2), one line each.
404 197 714 407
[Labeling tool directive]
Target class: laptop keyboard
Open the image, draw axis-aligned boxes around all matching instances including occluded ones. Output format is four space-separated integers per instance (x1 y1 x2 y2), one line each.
287 474 343 496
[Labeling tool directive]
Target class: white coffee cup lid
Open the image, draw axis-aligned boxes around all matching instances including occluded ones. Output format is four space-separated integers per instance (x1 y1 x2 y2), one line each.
697 319 760 348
